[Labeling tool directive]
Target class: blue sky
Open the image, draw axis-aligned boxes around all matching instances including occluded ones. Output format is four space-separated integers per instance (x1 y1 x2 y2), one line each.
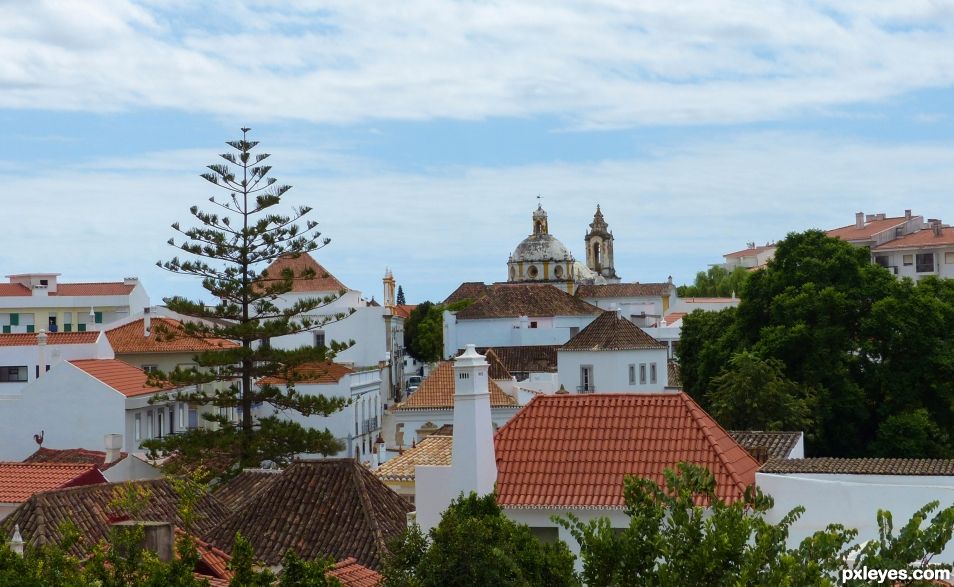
2 1 954 304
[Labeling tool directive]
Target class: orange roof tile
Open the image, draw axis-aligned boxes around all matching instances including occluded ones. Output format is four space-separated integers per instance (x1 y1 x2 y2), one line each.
827 216 906 242
0 462 106 503
258 361 354 385
0 332 100 346
873 226 954 250
106 317 238 354
23 447 127 470
455 284 601 319
724 245 776 259
374 435 454 482
69 359 177 397
0 283 31 296
326 557 383 587
52 282 136 296
392 304 416 319
560 310 665 351
575 283 672 298
494 393 758 508
258 253 347 293
661 312 687 326
394 361 517 411
174 528 233 581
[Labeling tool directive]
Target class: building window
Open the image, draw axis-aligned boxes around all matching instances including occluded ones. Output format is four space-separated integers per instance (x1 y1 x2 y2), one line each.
179 404 186 429
156 411 164 438
639 364 647 385
528 265 539 278
916 253 935 273
580 365 594 393
554 265 564 278
650 363 657 385
142 364 159 374
135 413 142 441
64 310 73 332
458 372 470 380
946 252 954 264
94 311 103 324
0 366 28 382
146 411 153 438
628 364 636 385
10 313 18 326
529 321 538 328
569 326 579 337
78 323 87 332
903 254 913 266
314 330 325 348
874 256 890 268
39 279 48 286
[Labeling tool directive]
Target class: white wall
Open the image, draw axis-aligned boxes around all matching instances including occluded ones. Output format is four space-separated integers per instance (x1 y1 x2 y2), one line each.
872 247 954 281
582 297 664 326
557 348 669 393
0 362 125 460
758 472 954 562
392 406 519 446
443 313 599 359
0 336 113 395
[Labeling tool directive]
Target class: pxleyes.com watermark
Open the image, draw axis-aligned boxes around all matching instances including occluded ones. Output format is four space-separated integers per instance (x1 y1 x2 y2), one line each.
841 566 951 584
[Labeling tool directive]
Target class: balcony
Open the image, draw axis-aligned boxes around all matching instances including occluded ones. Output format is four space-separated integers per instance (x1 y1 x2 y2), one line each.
576 386 595 394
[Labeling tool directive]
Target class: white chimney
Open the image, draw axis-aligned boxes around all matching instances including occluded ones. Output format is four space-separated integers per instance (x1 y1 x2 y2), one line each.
451 345 497 497
143 307 151 337
855 211 864 229
37 330 48 378
10 524 23 556
104 433 123 464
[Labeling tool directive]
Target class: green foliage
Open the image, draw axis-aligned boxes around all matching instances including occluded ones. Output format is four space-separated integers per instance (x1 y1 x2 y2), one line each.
678 229 954 457
143 129 351 473
403 299 473 362
0 523 87 586
677 265 750 298
556 463 858 586
707 351 814 432
382 493 579 587
396 285 406 306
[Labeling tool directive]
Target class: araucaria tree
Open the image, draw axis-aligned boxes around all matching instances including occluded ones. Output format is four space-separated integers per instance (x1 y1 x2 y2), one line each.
143 128 351 475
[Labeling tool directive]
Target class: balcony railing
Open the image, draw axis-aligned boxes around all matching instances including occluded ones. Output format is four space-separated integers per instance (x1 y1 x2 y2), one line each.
577 385 595 394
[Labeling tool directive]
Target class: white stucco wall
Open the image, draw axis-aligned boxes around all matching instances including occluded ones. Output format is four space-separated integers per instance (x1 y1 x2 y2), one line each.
758 472 954 563
872 247 954 281
0 335 114 395
443 313 599 359
557 348 669 393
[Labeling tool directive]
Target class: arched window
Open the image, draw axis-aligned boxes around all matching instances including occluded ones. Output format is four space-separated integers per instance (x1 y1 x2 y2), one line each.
528 265 539 278
592 241 602 268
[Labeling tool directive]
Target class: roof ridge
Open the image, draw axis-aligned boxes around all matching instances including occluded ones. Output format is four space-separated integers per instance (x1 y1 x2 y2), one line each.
680 393 751 496
350 460 390 563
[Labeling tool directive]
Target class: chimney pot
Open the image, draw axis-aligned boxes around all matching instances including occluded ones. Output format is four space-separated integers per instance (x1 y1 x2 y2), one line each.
104 433 123 464
905 209 912 219
855 212 864 229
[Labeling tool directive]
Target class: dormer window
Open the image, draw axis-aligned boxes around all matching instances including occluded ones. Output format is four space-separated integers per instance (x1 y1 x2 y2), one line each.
39 279 48 286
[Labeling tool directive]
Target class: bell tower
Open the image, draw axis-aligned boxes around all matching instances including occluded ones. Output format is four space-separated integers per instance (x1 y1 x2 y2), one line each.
585 205 620 282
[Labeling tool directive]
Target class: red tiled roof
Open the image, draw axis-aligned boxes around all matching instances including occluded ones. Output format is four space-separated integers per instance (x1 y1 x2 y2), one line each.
69 359 178 397
444 282 489 305
873 226 954 250
52 282 136 296
560 310 666 351
827 216 906 242
258 361 354 385
213 469 283 512
106 317 238 354
175 528 233 581
0 332 100 346
455 284 601 319
258 253 347 293
0 462 106 503
760 458 954 476
326 557 383 587
394 361 517 411
23 447 127 470
476 346 558 374
494 393 759 508
660 312 687 326
724 245 776 259
575 283 672 298
392 304 416 319
0 283 31 296
728 432 802 461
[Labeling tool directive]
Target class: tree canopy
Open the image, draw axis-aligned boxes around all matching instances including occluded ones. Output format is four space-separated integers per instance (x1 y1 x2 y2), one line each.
403 299 473 363
678 230 954 457
677 265 750 298
142 129 352 476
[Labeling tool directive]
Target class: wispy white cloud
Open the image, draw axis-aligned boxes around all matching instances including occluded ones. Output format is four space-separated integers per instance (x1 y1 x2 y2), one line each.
2 132 952 302
2 1 954 127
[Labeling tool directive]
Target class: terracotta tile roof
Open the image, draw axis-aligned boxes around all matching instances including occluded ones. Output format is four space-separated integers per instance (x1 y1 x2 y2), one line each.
760 458 954 476
443 282 489 305
392 304 416 319
560 310 666 351
827 216 907 242
69 359 178 397
258 253 347 293
483 349 512 380
477 345 558 374
0 478 227 556
213 469 282 512
106 318 238 354
0 463 107 503
873 226 954 250
176 529 233 582
258 361 354 386
494 393 759 508
575 283 672 298
52 282 137 296
667 360 682 388
455 284 600 319
432 424 454 436
23 447 127 471
394 361 517 411
207 459 413 569
0 283 31 296
724 245 776 259
660 312 686 326
326 557 383 587
0 332 100 346
728 431 801 460
681 297 737 303
374 435 454 482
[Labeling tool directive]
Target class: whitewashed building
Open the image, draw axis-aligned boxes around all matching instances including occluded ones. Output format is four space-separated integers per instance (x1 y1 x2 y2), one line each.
557 310 669 393
871 223 954 281
0 331 113 394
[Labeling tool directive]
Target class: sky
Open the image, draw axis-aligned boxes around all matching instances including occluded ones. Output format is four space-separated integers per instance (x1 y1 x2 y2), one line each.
3 0 954 304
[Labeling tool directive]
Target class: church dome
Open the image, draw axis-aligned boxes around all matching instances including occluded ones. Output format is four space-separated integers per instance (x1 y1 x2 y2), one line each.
512 233 572 263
